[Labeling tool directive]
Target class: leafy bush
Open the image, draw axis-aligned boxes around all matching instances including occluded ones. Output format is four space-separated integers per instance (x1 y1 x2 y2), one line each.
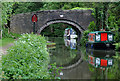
80 21 96 46
10 32 21 39
2 34 50 79
114 43 120 51
80 30 90 46
2 28 12 38
49 63 62 79
71 7 94 10
114 32 119 43
2 28 21 39
88 21 96 31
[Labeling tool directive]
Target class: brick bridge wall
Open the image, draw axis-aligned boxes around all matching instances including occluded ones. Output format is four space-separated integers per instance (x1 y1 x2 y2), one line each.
10 10 95 34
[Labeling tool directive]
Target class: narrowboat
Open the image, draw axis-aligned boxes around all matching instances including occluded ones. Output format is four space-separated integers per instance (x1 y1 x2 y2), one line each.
64 28 77 39
87 31 114 48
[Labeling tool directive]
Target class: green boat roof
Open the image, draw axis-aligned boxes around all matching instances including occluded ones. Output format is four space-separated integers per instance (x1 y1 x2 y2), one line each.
89 31 113 34
65 28 72 29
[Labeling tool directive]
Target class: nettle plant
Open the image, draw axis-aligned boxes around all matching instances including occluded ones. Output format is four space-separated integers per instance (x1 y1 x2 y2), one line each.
2 34 50 79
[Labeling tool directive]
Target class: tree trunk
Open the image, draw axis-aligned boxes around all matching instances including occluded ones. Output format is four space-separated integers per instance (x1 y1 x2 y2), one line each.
95 7 99 31
103 3 108 30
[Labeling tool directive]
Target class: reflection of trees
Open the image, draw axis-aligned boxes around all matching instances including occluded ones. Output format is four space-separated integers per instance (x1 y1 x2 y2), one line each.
107 52 120 79
84 48 120 79
50 48 77 66
80 46 88 60
70 49 77 58
49 37 78 66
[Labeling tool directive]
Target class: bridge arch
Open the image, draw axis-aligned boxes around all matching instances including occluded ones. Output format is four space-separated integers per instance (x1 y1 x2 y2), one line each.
10 10 95 34
37 19 85 36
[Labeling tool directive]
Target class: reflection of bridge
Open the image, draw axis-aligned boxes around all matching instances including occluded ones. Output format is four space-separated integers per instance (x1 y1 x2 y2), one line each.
60 49 92 79
10 10 95 35
61 48 115 69
62 55 83 69
60 44 83 69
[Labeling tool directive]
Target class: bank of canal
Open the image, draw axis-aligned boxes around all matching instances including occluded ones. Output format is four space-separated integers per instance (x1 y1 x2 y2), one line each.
47 37 120 79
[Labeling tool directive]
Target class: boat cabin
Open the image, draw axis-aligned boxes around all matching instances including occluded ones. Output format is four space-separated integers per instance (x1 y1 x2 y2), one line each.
88 31 114 43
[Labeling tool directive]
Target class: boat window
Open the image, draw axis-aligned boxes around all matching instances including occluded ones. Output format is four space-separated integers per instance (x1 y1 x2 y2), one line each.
93 35 95 40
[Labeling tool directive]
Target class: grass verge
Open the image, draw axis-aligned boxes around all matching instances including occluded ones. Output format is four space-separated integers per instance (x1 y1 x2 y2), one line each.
0 38 15 47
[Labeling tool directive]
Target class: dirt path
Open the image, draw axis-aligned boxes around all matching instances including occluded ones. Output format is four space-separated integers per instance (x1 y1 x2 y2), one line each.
0 43 14 55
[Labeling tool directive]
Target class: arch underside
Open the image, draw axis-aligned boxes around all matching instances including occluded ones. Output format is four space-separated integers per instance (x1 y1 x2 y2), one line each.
37 20 84 34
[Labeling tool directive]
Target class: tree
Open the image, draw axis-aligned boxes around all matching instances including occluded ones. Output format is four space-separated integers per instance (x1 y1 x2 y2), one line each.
1 2 15 38
13 2 44 14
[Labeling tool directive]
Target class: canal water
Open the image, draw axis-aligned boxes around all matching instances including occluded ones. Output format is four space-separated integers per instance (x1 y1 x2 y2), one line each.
47 37 120 79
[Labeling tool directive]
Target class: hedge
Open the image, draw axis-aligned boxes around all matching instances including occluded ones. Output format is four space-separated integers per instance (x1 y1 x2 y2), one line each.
2 34 50 79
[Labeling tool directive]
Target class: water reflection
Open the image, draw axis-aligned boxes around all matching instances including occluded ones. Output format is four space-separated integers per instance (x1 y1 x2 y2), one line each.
64 38 77 49
48 37 80 67
86 48 120 79
86 49 115 68
47 37 120 79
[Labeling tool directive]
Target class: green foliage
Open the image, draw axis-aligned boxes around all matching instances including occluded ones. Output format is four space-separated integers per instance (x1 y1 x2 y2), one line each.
41 2 93 10
41 2 65 10
80 21 95 46
107 3 120 43
13 2 44 14
107 16 118 31
88 64 95 72
107 52 120 79
113 52 120 60
41 23 72 37
71 7 94 10
114 43 120 51
1 2 15 26
2 29 12 38
10 32 21 39
2 28 21 39
49 63 62 79
80 30 90 46
2 34 50 79
88 21 96 31
1 2 15 38
0 38 14 47
114 31 120 43
12 2 94 12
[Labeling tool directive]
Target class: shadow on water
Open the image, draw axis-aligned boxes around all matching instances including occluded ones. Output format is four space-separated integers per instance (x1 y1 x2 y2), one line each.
47 37 120 79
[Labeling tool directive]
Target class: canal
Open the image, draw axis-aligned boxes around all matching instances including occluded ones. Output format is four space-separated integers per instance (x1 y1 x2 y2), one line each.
47 37 120 79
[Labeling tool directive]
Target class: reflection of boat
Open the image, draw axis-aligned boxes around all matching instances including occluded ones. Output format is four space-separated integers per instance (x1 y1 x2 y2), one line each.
64 28 77 39
88 55 113 68
64 38 76 49
86 48 115 68
87 31 115 49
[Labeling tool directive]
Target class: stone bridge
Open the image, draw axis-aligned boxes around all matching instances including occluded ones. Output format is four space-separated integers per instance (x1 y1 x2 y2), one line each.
10 10 95 35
